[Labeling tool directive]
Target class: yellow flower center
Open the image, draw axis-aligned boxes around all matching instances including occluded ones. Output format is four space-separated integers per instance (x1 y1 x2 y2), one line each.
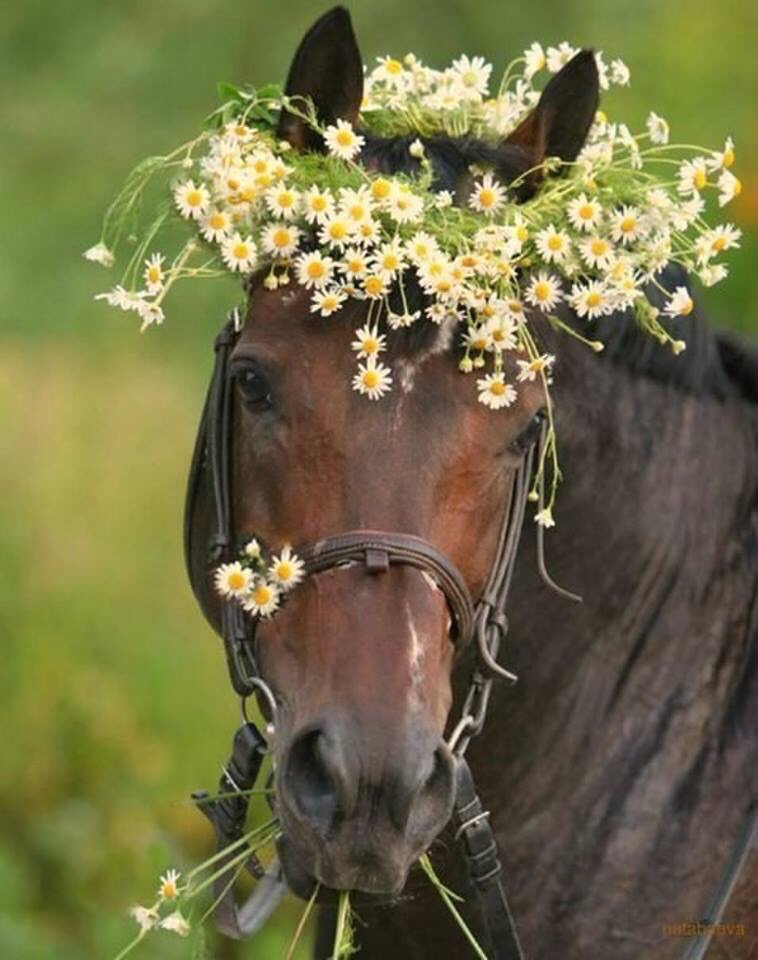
732 177 742 196
187 190 203 207
371 178 392 200
723 147 735 168
348 204 366 221
595 110 607 124
382 254 399 271
509 300 523 313
385 59 403 75
273 228 290 248
321 296 338 311
347 258 364 273
472 337 488 350
586 291 602 308
461 254 478 268
310 195 327 211
276 562 293 581
479 188 496 207
363 337 379 355
591 239 608 256
534 281 550 301
307 261 326 279
620 216 636 233
253 159 268 174
547 234 563 251
161 882 177 898
277 192 294 208
329 221 348 240
228 571 246 591
516 225 528 242
364 276 384 296
254 585 272 605
680 297 694 316
210 213 226 229
490 381 506 396
147 266 161 284
693 168 707 190
336 129 354 147
233 243 249 260
363 370 380 388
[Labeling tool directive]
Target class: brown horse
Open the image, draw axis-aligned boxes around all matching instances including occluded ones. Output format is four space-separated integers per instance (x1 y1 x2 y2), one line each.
187 9 758 958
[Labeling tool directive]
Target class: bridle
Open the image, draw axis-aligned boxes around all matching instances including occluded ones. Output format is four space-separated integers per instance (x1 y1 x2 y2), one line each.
182 309 757 958
184 309 534 957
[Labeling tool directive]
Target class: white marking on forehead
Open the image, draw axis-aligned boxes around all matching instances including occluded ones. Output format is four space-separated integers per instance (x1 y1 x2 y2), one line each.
282 289 299 306
397 360 417 394
406 604 425 708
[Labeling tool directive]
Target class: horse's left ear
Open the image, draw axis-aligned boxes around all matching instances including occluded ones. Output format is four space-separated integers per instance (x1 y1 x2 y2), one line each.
277 6 364 151
502 50 599 197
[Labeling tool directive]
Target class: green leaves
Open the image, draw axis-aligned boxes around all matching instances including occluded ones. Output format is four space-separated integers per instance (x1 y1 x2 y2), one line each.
206 81 284 131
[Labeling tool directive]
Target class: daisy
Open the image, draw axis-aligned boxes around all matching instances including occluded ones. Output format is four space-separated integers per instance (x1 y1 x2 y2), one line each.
373 240 405 277
214 562 253 599
449 54 492 100
569 280 612 319
355 218 381 246
174 179 210 219
708 136 736 171
469 173 505 217
487 316 517 352
409 138 425 159
295 252 335 289
160 912 190 937
265 184 300 219
406 231 440 264
352 358 393 400
83 242 114 267
374 56 407 86
609 205 644 245
352 323 386 358
319 215 355 249
524 42 546 80
699 263 728 287
268 545 305 591
131 906 158 932
477 373 517 410
143 253 165 294
340 186 374 225
525 272 563 312
705 224 741 255
463 325 493 353
243 580 281 618
244 538 261 560
534 507 555 528
646 111 669 145
158 868 181 900
535 225 571 263
303 185 335 224
95 285 145 311
579 235 614 270
369 177 393 205
261 223 300 258
678 157 708 195
362 273 389 299
610 58 630 85
387 184 424 223
664 286 694 317
717 169 741 207
200 207 232 243
546 42 578 73
221 233 257 272
310 288 346 317
517 353 555 382
341 247 369 279
324 119 365 161
567 194 602 232
136 301 165 333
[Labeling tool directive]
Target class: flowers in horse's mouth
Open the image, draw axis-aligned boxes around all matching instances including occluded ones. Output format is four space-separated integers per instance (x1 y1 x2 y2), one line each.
87 40 742 526
214 540 304 621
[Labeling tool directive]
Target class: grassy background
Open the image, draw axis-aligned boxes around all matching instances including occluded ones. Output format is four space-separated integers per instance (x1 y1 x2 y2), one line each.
0 1 755 957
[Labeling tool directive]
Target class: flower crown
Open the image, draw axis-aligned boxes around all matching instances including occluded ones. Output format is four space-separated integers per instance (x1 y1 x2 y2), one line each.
86 43 741 529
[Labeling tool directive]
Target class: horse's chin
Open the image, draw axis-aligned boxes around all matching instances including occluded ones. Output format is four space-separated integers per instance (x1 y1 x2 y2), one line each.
276 834 408 904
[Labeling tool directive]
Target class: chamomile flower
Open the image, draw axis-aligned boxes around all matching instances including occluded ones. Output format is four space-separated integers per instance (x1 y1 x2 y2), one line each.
524 42 546 80
610 58 630 86
373 240 405 277
717 169 741 206
352 323 387 358
339 186 374 225
664 286 694 317
517 353 555 382
158 869 181 900
678 157 708 195
243 580 281 618
569 280 612 319
268 545 305 591
609 205 644 244
143 253 165 294
487 316 517 352
261 223 300 258
341 247 369 279
525 272 563 312
303 185 336 224
83 242 114 267
535 225 572 263
477 373 517 410
534 507 555 528
214 562 253 599
352 358 393 400
567 194 602 232
463 325 493 353
324 119 365 161
295 252 335 289
244 538 261 560
449 54 492 100
546 42 578 73
369 177 393 205
160 912 190 937
704 224 741 255
387 184 424 223
469 173 505 217
579 235 614 270
406 232 440 264
311 287 346 317
174 179 210 219
708 136 736 171
699 263 728 287
221 233 257 272
265 184 300 219
362 273 389 299
319 216 355 250
131 906 158 932
646 111 669 145
374 56 407 86
200 208 232 243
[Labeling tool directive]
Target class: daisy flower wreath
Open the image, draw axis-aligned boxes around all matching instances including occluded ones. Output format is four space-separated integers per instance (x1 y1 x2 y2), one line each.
86 43 742 534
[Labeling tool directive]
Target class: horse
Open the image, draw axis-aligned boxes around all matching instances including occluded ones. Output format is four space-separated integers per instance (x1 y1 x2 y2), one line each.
185 8 758 958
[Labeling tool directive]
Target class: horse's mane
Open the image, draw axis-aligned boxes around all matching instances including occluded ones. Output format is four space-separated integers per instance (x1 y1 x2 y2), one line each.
363 135 758 407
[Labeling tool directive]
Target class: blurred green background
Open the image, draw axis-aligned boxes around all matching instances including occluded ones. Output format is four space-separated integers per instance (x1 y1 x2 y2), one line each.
0 1 755 957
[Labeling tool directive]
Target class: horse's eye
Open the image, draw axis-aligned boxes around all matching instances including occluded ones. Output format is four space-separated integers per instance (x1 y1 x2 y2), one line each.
235 364 273 409
509 410 546 455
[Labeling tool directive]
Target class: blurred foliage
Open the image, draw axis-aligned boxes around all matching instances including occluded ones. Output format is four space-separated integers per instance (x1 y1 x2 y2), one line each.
0 0 755 957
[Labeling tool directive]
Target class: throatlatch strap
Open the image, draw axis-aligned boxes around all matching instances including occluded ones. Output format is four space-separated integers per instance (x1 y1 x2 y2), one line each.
192 723 286 939
453 759 525 960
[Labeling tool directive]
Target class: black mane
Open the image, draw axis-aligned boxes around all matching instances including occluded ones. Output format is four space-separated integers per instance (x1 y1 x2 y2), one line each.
362 135 758 406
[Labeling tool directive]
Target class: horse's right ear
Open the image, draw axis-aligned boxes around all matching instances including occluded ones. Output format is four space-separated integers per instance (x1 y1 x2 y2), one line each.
277 6 364 151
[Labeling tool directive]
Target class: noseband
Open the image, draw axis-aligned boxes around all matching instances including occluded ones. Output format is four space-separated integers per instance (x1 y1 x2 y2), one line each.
184 312 533 958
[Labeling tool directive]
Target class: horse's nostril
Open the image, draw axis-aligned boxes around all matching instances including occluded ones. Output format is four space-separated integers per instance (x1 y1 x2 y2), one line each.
284 730 340 834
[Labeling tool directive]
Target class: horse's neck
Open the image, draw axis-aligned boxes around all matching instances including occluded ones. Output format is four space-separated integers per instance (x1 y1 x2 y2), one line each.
469 348 758 943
